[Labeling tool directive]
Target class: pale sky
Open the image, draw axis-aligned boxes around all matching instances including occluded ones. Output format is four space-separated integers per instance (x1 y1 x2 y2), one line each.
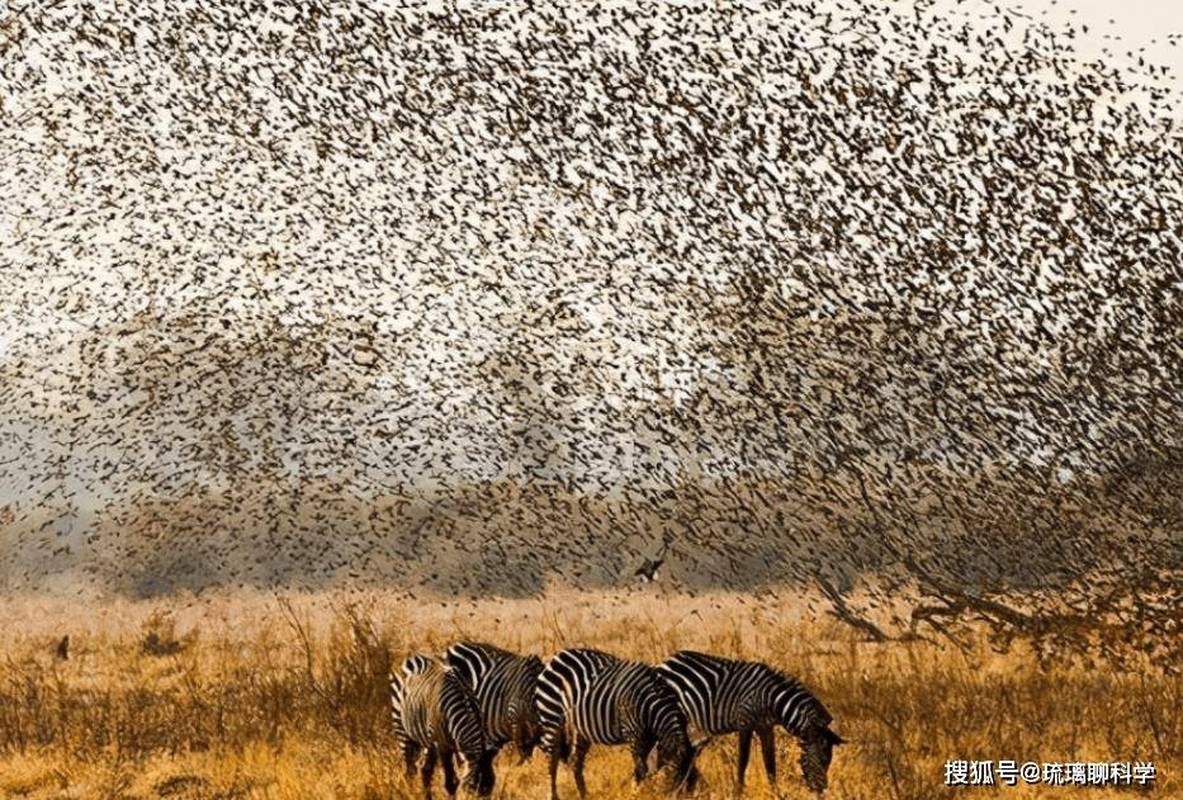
994 0 1182 73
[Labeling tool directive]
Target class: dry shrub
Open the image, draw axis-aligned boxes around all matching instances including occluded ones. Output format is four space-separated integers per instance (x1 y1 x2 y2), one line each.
277 597 396 747
141 609 190 657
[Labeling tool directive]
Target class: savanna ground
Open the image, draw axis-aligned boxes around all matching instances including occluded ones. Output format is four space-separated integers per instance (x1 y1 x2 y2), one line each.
0 587 1177 800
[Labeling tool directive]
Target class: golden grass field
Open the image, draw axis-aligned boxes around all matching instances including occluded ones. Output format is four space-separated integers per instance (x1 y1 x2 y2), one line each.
0 587 1177 800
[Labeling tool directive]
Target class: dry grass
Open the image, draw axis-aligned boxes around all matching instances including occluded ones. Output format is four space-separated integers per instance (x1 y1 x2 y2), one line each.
0 587 1178 800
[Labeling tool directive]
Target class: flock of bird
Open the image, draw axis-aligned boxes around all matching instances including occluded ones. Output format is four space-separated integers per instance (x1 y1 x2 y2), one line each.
0 1 1179 636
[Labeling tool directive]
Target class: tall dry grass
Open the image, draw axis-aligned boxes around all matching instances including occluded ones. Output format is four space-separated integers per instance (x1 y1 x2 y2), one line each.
0 588 1177 799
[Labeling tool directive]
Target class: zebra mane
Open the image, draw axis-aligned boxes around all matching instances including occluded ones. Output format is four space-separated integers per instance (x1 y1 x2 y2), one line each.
448 641 523 667
769 668 830 733
400 653 438 675
452 640 513 657
556 647 630 670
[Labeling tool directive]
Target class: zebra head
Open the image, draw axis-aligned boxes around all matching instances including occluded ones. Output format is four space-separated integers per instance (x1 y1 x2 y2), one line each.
652 732 699 795
660 735 704 796
648 673 703 794
446 664 496 798
798 726 845 794
772 674 843 793
460 748 496 798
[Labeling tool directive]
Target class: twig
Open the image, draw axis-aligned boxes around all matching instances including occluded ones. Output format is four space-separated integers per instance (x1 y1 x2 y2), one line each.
817 577 889 642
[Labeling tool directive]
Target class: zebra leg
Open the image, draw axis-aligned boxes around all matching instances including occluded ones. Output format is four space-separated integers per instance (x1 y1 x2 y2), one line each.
548 738 563 800
736 728 753 795
757 727 778 794
403 740 422 781
441 751 459 798
571 737 592 800
420 748 438 800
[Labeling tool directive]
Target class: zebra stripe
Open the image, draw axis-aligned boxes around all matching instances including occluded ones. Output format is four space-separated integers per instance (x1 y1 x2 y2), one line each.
536 648 698 799
444 641 544 760
389 654 495 797
656 650 843 795
389 654 435 744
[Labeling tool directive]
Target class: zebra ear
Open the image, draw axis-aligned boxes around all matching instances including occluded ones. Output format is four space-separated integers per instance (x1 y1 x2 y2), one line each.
826 730 847 746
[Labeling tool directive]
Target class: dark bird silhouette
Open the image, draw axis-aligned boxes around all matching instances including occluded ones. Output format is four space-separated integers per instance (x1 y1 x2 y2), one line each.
634 556 665 584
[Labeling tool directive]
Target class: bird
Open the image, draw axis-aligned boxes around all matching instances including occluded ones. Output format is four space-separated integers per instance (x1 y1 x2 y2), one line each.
634 556 665 584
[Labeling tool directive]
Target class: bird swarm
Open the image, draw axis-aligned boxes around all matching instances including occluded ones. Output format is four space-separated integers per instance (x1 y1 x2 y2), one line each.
0 0 1179 670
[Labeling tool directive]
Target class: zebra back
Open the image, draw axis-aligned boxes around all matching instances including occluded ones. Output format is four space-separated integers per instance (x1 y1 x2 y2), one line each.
537 648 692 758
444 641 545 758
657 650 831 738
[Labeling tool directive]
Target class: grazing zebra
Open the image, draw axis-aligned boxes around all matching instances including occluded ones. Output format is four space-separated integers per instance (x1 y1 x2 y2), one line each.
656 650 845 795
444 641 545 762
390 654 495 798
535 647 700 800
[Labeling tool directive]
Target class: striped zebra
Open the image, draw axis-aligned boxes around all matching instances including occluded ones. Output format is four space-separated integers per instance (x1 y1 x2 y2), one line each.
656 650 845 795
444 641 545 762
389 654 495 798
535 648 700 800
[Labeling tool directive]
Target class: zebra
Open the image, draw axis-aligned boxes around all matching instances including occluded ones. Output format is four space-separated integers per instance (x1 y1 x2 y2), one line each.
535 647 700 800
444 641 545 762
655 650 845 795
389 654 496 798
